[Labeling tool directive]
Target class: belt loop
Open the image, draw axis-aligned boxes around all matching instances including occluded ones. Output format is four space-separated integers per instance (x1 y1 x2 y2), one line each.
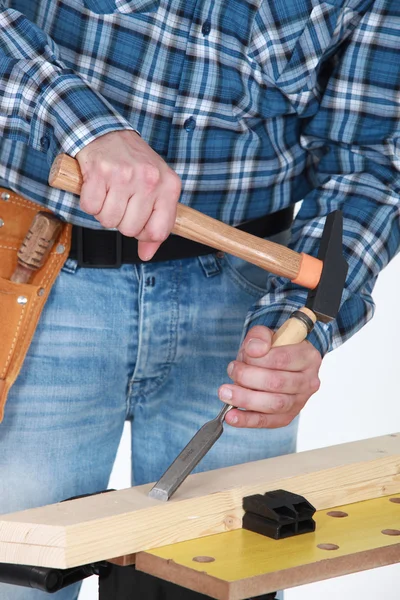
198 254 221 278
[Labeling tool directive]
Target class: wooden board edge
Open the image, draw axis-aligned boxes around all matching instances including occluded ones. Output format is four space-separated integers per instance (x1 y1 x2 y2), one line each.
136 552 230 600
107 553 136 566
136 544 400 600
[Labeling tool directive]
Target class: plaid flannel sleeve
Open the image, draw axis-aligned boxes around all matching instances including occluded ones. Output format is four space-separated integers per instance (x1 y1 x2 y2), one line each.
244 5 400 357
0 7 136 165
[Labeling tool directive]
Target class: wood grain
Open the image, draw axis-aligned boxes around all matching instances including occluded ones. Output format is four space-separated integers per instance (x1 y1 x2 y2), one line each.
271 307 317 347
49 154 319 284
0 434 399 569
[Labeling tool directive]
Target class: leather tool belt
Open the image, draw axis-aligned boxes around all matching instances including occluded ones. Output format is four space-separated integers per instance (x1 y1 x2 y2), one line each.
0 187 293 421
0 188 71 422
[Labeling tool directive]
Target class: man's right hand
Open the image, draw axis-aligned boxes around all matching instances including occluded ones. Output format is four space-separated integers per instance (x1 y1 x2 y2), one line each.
76 130 181 260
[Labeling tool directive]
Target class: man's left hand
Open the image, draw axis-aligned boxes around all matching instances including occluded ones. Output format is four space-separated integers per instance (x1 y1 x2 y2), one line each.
218 325 322 429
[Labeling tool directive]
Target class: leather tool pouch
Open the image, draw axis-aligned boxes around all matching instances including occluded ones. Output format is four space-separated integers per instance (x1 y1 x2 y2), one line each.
0 189 71 422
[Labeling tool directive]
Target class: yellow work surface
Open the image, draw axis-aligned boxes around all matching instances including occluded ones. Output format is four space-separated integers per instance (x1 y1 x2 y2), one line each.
136 495 400 600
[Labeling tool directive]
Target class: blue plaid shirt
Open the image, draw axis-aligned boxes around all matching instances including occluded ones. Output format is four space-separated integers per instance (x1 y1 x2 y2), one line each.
0 0 399 355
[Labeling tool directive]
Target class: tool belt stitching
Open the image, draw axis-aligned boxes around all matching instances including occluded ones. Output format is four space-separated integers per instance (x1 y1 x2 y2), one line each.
1 306 27 379
3 198 39 211
9 249 58 375
0 244 19 251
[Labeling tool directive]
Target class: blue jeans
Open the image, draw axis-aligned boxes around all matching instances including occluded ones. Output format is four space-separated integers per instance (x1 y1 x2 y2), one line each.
0 238 296 599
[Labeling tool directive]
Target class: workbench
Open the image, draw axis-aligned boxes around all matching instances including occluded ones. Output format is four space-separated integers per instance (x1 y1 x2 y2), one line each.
132 495 400 599
0 434 399 598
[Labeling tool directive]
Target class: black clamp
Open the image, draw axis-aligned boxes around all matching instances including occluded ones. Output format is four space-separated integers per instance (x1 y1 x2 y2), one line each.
242 489 316 540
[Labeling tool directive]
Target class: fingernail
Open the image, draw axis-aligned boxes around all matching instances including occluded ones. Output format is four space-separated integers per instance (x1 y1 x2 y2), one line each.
237 350 244 362
228 414 238 424
227 362 235 377
247 339 269 355
219 387 233 401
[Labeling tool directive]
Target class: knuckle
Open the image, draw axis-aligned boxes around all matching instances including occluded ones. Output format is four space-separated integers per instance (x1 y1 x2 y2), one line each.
309 344 322 367
166 171 182 197
80 198 95 214
80 199 98 215
99 217 118 229
310 377 321 393
272 350 291 370
239 394 250 410
142 164 161 190
145 223 169 243
272 394 288 413
96 159 113 178
268 373 284 392
118 223 139 238
232 363 243 382
116 164 134 184
255 414 269 429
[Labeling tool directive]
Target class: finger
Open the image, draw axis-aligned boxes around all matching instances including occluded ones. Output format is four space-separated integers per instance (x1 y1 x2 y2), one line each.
227 361 316 395
135 187 178 259
94 186 130 229
218 384 296 414
239 326 273 359
136 194 177 244
242 341 321 372
118 192 154 237
80 174 107 216
138 241 161 261
225 408 298 429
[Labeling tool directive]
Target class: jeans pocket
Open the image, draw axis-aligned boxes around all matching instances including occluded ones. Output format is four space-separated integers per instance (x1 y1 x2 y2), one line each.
82 0 160 14
219 253 269 297
217 228 291 297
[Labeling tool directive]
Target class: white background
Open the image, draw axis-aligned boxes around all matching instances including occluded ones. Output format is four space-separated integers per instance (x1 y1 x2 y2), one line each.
80 252 400 599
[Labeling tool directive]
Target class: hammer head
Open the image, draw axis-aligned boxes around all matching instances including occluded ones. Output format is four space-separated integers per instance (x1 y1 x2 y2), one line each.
305 211 348 323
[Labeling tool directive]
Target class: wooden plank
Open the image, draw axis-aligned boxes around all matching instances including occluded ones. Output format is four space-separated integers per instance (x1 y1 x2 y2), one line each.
137 495 400 600
0 434 399 569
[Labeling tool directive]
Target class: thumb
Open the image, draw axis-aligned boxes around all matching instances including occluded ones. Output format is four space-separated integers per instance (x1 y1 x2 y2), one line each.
138 240 161 261
240 325 274 359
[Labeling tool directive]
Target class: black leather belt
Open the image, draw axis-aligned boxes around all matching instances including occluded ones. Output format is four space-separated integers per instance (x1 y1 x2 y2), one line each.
69 206 293 268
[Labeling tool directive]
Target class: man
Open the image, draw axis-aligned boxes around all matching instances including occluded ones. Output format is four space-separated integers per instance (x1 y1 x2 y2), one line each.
0 0 398 598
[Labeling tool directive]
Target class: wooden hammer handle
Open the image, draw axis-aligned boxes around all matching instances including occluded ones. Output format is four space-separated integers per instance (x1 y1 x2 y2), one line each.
49 154 322 289
10 212 63 284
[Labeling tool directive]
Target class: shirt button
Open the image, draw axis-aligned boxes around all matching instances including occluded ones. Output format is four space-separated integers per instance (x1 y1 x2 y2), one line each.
184 117 196 132
40 136 50 151
201 20 211 36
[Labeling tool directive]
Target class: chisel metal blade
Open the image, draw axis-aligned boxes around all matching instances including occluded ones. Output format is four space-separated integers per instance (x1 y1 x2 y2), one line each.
148 404 233 501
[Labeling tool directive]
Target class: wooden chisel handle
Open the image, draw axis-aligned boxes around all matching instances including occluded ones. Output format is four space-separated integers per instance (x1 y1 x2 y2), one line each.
10 212 63 284
49 154 322 289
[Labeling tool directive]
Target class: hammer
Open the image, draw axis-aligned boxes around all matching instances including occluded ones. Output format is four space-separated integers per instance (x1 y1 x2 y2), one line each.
49 154 322 290
49 155 348 500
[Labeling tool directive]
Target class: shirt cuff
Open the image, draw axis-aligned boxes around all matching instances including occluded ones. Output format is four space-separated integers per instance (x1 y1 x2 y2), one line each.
244 302 332 357
29 72 138 164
